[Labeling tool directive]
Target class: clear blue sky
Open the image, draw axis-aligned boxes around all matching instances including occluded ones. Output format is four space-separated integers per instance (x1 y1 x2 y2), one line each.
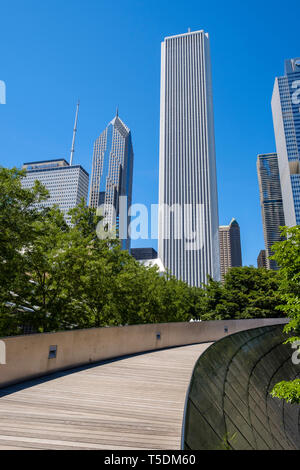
1 0 299 266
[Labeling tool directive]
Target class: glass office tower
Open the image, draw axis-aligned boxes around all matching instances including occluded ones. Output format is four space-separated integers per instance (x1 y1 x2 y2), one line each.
271 58 300 227
89 114 134 250
257 153 285 270
257 250 267 269
219 219 242 282
158 30 220 287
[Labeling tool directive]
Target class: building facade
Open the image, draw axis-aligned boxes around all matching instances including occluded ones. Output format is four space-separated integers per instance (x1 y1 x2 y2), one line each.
271 58 300 227
131 248 158 261
257 153 285 270
257 250 267 269
89 114 134 250
21 159 89 224
158 30 220 287
219 219 242 282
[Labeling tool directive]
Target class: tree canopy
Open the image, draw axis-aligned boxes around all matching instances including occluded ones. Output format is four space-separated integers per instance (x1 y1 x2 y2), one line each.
0 166 286 338
0 167 199 335
269 226 300 405
193 267 283 321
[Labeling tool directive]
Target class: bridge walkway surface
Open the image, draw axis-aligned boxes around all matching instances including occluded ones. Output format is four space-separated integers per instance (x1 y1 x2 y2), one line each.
0 343 211 450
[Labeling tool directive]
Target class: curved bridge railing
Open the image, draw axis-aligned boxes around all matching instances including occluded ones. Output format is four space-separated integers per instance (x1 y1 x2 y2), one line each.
182 324 300 450
0 319 286 389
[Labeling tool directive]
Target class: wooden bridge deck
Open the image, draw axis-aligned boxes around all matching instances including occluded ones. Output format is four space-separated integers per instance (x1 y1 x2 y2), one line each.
0 343 211 450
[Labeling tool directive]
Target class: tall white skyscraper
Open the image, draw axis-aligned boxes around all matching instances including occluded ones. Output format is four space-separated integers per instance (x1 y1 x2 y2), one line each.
271 58 300 227
158 30 220 287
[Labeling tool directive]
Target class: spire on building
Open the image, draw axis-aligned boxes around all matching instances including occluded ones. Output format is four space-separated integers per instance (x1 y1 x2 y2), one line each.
70 100 80 166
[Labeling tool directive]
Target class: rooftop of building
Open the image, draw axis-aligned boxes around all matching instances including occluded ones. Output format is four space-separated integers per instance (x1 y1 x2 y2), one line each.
164 29 207 41
257 153 277 158
131 248 158 261
109 112 130 133
23 158 69 167
284 58 300 75
219 218 240 229
22 159 89 177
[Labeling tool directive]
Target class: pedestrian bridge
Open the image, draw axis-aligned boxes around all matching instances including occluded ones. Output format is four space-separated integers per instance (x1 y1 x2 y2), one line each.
0 343 210 450
0 319 289 450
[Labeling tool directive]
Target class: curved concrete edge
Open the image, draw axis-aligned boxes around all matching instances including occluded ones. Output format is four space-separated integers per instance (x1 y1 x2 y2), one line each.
180 321 292 450
181 376 192 450
0 318 288 389
180 322 298 450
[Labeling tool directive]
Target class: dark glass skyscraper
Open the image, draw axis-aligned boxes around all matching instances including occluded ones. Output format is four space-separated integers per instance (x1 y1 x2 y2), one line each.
219 219 242 282
257 153 285 270
89 114 134 250
257 250 267 269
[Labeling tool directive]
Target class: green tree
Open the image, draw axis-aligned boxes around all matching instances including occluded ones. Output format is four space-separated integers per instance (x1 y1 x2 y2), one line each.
1 165 288 340
223 266 283 319
194 267 284 321
0 167 198 335
270 226 300 404
0 167 49 334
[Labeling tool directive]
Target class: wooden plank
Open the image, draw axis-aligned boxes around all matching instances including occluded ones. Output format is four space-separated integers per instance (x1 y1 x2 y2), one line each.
0 343 211 450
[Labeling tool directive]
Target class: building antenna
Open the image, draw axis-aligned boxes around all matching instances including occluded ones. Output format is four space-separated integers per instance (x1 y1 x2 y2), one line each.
70 100 80 166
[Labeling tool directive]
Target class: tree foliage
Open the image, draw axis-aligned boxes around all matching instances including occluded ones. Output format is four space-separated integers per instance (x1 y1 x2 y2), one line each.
269 226 300 405
0 166 286 338
271 379 300 405
0 167 200 335
194 267 283 321
270 226 300 339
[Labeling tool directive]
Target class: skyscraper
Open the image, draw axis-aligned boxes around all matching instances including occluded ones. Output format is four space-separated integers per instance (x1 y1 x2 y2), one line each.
257 153 285 270
158 30 220 287
21 159 89 224
89 113 134 250
219 219 242 282
257 250 267 269
271 58 300 227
